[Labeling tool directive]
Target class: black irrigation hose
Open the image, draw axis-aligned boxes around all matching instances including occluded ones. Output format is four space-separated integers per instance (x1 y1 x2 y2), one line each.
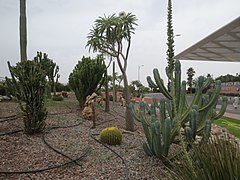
0 103 128 177
0 113 20 119
0 152 89 175
95 116 115 126
42 133 87 167
42 119 86 167
48 111 73 116
0 114 22 123
0 129 23 136
0 120 83 137
47 120 83 130
91 133 129 180
0 121 91 175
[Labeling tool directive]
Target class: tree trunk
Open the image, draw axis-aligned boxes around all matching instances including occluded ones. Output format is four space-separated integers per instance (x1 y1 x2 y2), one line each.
122 72 134 131
20 0 27 61
105 70 110 112
112 61 116 104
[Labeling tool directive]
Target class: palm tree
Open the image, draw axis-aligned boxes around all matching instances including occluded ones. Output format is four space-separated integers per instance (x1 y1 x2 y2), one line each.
187 67 195 93
86 12 138 131
20 0 27 61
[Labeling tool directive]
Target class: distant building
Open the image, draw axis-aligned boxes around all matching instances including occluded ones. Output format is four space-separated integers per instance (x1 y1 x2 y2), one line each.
220 82 240 95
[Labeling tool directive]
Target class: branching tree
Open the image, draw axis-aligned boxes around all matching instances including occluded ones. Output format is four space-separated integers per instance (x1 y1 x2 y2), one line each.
86 12 138 131
187 67 195 93
116 73 124 87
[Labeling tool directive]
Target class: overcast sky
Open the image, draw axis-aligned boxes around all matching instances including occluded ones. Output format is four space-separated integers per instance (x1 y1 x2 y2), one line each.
0 0 240 86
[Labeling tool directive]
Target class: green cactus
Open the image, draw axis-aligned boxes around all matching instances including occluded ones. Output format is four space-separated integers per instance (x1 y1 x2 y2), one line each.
6 58 47 134
20 0 27 61
129 60 228 159
100 127 122 145
37 52 60 96
44 81 51 99
129 0 227 161
129 101 172 158
68 55 106 109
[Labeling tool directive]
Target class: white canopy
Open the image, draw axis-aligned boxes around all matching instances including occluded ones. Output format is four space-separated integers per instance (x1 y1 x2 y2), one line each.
175 17 240 62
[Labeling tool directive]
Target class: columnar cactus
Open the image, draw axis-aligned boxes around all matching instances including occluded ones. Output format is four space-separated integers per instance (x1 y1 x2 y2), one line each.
129 60 228 158
36 51 60 96
129 100 171 157
20 0 27 61
6 58 47 134
68 55 106 109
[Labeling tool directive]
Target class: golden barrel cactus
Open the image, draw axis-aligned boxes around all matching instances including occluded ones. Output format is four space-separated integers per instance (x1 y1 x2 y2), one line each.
100 127 122 145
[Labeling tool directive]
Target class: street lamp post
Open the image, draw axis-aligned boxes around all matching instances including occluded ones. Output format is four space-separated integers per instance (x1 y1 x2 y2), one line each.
138 65 144 81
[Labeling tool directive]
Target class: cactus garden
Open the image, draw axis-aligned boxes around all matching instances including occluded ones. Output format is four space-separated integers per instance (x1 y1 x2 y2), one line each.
1 0 240 179
1 90 240 179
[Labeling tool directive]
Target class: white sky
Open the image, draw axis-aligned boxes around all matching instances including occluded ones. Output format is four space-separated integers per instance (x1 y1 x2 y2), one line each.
0 0 240 86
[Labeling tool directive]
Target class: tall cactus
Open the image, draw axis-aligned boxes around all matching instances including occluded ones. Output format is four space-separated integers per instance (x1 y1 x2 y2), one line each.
36 52 60 96
129 60 228 159
69 55 106 109
6 58 47 134
129 0 227 161
20 0 27 61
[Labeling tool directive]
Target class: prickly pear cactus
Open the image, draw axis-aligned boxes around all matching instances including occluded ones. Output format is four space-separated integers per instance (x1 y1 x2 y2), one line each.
100 127 122 145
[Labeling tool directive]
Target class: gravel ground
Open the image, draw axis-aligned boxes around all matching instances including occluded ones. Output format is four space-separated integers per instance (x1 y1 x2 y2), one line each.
0 97 171 180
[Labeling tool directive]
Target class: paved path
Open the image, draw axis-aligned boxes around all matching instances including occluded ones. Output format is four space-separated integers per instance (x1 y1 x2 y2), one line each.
134 94 240 120
223 112 240 120
217 104 240 120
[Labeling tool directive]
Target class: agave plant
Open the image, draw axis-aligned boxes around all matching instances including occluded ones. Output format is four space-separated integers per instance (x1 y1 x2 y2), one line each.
170 134 240 180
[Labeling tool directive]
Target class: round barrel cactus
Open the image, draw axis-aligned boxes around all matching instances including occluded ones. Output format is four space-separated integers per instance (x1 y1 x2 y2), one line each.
100 127 122 145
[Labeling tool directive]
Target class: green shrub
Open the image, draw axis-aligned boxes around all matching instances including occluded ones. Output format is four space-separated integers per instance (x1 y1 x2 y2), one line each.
100 127 122 145
0 81 7 96
52 95 63 101
55 82 70 92
109 94 113 101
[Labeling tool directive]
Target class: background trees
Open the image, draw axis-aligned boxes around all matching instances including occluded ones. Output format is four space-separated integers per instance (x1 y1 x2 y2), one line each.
86 12 138 131
186 67 195 93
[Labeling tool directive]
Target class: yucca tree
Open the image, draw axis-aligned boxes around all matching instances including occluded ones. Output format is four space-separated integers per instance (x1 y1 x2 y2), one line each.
86 12 138 131
19 0 27 61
